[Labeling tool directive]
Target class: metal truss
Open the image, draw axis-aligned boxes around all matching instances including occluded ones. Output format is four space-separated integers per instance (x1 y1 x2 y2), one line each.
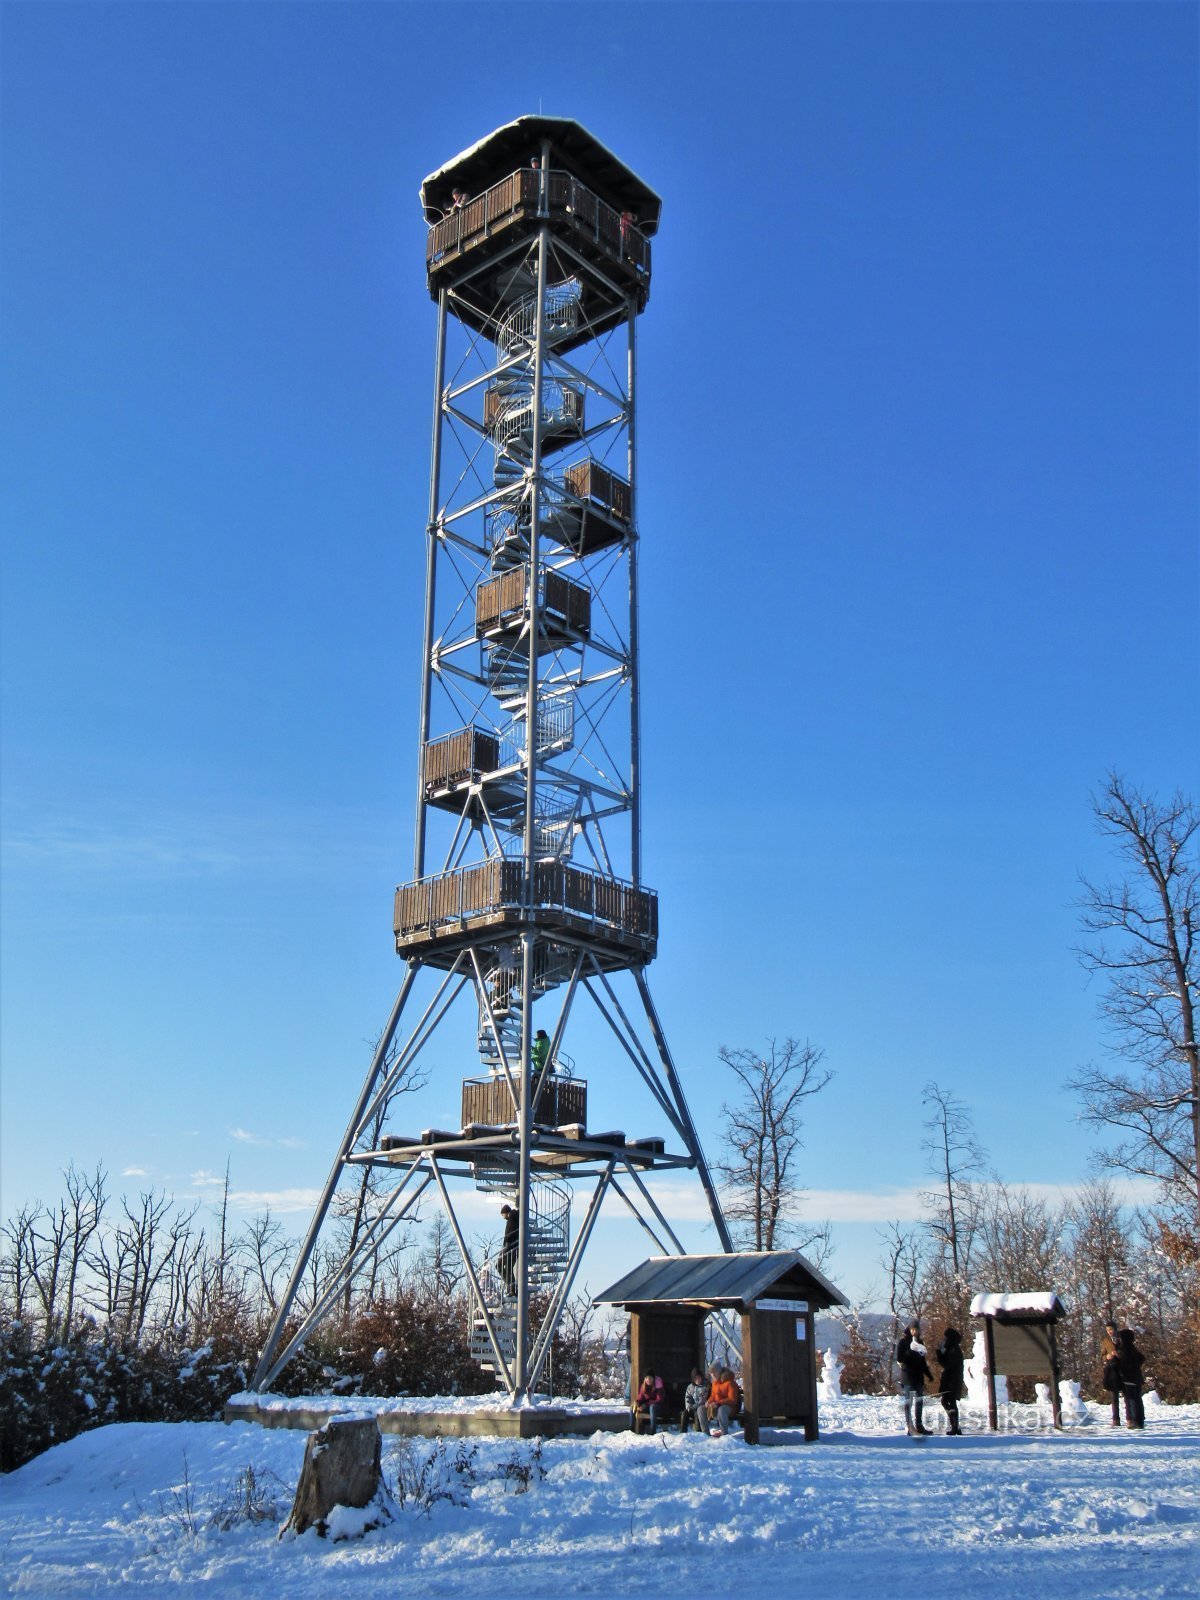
251 129 732 1403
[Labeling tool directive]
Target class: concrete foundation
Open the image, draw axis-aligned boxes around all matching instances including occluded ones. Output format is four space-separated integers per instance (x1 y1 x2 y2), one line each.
224 1397 631 1439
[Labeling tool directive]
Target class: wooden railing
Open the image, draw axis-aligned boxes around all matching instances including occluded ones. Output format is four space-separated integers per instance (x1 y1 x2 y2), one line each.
475 564 591 638
394 859 658 948
563 459 631 525
423 727 500 792
426 167 651 280
461 1075 588 1130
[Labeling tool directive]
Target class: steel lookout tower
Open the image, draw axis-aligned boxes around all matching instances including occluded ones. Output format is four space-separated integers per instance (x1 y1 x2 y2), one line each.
252 117 732 1402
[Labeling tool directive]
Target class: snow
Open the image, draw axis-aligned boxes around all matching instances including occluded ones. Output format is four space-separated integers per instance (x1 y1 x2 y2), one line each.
2 1393 1197 1598
970 1292 1064 1317
227 1389 620 1418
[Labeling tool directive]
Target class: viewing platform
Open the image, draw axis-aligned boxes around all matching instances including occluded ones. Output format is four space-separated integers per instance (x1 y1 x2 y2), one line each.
393 857 658 966
475 564 591 647
488 458 632 564
420 117 661 344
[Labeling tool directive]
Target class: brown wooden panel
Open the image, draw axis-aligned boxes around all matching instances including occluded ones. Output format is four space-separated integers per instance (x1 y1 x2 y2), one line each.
563 865 594 914
564 460 631 525
593 877 622 925
498 858 523 904
423 727 500 789
991 1321 1056 1376
476 575 501 631
742 1305 817 1435
461 1075 588 1131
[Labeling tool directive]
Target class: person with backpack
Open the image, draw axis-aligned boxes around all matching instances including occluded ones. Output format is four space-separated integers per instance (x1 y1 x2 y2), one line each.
896 1321 934 1435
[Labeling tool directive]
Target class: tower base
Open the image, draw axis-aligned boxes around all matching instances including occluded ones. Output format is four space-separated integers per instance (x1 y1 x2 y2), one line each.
225 1394 630 1439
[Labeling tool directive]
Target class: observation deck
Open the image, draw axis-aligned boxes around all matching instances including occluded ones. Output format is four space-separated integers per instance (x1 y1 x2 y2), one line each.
393 857 658 969
420 116 661 345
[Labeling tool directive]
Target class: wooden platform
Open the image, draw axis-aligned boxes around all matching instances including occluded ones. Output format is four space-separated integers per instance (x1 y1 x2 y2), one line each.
225 1396 631 1440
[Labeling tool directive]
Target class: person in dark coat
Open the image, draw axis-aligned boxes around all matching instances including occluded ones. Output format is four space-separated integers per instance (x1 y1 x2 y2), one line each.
498 1203 519 1296
1118 1327 1146 1429
896 1321 934 1435
935 1327 965 1435
1100 1320 1122 1425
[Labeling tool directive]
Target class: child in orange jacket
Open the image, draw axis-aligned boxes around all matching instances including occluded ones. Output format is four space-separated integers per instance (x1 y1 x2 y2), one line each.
707 1367 741 1436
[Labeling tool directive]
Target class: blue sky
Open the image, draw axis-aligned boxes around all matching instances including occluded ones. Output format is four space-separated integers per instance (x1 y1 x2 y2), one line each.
2 2 1196 1306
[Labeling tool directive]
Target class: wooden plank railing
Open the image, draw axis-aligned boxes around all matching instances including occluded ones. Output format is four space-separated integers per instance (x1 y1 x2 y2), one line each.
394 859 657 948
426 167 651 280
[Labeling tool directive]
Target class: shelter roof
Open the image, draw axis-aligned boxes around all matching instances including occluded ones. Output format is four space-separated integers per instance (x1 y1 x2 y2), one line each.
970 1292 1065 1320
593 1252 846 1311
419 117 662 233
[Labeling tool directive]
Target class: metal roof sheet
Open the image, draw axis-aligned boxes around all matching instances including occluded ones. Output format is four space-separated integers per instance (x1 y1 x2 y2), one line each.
593 1252 847 1310
419 116 662 234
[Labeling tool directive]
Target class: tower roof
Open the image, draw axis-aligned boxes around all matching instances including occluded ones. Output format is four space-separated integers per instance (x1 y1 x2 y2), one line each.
420 116 662 234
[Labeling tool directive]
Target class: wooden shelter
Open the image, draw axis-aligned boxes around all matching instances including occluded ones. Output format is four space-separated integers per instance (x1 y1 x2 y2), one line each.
970 1291 1066 1430
595 1253 847 1443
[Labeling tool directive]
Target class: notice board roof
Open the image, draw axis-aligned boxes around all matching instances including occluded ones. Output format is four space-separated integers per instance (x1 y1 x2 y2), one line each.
970 1292 1065 1321
594 1252 846 1311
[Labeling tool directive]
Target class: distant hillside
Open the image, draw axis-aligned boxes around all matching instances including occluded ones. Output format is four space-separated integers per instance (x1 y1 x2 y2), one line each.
814 1312 893 1354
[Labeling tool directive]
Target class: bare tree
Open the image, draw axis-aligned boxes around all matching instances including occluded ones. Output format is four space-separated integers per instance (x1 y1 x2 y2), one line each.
1069 776 1198 1227
58 1165 107 1340
413 1213 463 1299
714 1038 832 1251
973 1182 1064 1293
237 1210 291 1315
86 1188 186 1337
1061 1178 1135 1377
921 1083 985 1285
0 1203 41 1320
335 1031 428 1319
879 1220 925 1346
20 1165 109 1339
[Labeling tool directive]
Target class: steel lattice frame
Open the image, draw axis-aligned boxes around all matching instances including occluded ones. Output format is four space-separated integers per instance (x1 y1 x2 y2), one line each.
252 128 732 1402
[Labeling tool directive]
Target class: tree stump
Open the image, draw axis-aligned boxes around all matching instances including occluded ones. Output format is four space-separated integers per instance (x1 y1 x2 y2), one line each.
282 1416 390 1539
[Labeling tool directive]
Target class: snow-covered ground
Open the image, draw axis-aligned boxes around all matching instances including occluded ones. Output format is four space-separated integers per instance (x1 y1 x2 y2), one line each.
2 1393 1197 1598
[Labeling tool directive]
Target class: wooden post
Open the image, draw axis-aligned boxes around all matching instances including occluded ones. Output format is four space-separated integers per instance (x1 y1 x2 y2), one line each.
984 1318 999 1433
1049 1324 1063 1430
740 1310 759 1445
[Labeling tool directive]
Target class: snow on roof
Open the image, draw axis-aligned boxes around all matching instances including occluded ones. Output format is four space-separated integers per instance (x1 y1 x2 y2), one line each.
970 1292 1065 1319
418 116 662 232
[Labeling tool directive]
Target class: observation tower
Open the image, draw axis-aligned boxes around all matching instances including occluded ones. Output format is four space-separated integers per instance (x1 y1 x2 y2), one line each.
252 118 732 1402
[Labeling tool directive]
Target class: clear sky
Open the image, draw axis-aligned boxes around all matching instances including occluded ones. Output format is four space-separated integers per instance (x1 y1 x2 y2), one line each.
2 1 1196 1307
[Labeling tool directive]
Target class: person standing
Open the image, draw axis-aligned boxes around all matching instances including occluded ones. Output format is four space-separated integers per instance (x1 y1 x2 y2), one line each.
1118 1327 1146 1429
936 1327 965 1435
896 1321 934 1435
1100 1320 1123 1425
532 1028 551 1075
497 1203 519 1296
